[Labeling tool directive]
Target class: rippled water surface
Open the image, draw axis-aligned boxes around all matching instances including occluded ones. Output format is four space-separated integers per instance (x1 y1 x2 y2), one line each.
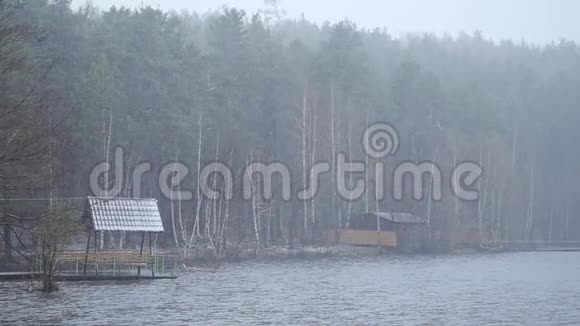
1 252 580 325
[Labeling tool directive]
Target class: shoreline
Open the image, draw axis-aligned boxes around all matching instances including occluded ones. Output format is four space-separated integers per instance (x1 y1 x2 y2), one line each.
0 245 507 280
179 244 485 266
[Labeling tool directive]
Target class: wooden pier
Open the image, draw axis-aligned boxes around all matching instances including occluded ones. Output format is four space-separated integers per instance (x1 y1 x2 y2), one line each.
481 241 580 252
0 272 177 282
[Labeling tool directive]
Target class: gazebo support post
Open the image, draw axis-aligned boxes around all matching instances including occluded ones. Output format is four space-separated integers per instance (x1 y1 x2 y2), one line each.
149 232 155 277
377 215 382 250
94 231 99 276
83 230 92 275
138 231 145 276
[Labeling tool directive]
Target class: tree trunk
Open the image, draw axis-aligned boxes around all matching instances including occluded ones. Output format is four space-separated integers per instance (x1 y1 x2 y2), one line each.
301 85 309 242
310 94 318 230
191 113 203 242
525 164 535 240
3 224 11 258
452 134 459 244
170 160 183 258
365 112 369 213
346 121 352 228
330 80 337 228
101 105 113 250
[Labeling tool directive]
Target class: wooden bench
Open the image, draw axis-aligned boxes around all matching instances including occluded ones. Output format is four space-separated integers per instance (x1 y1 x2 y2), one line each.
59 251 154 268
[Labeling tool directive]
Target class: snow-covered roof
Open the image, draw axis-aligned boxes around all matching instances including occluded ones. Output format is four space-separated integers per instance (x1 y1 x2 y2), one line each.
363 212 424 224
86 197 164 233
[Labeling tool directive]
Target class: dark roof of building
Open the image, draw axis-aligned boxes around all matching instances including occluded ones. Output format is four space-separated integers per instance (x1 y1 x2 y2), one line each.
362 212 424 224
86 197 164 233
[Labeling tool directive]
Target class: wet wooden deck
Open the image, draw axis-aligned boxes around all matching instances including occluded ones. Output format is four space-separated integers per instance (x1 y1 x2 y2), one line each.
0 272 178 282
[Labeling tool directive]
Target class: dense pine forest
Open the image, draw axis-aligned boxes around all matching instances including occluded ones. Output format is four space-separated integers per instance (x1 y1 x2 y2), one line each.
2 0 580 259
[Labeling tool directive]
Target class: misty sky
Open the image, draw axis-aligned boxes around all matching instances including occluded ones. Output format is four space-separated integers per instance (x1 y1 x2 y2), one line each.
72 0 579 44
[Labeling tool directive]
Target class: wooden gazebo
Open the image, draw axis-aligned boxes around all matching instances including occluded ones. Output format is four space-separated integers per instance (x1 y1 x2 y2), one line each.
81 197 165 276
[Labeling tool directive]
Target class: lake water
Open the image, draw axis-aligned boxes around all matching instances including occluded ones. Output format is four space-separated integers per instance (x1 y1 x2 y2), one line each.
1 252 579 325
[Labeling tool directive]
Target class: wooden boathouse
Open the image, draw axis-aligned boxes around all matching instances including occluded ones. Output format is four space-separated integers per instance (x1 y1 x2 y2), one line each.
328 212 426 252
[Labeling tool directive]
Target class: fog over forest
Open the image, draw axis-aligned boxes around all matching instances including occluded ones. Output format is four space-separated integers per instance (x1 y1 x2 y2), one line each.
3 2 580 324
1 0 579 256
73 0 580 44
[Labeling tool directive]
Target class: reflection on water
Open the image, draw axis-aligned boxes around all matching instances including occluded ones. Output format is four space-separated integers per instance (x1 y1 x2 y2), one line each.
1 252 580 325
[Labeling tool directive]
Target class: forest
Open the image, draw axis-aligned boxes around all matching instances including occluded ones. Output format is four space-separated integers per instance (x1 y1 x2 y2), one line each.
1 0 580 260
